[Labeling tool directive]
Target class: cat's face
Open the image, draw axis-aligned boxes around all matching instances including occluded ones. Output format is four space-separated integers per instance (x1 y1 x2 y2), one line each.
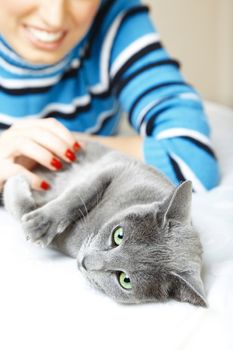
77 181 207 306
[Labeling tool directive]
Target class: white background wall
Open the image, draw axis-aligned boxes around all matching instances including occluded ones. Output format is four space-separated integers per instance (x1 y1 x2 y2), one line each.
145 0 233 108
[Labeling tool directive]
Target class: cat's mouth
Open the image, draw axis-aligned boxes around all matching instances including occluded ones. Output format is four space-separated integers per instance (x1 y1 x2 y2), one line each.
77 255 105 293
80 268 105 293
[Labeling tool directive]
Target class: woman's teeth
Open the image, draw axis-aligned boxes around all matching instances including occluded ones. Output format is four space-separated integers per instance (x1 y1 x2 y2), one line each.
28 27 64 43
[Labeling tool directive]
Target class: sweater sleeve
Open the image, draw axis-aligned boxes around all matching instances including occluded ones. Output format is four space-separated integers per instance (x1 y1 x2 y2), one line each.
109 1 220 192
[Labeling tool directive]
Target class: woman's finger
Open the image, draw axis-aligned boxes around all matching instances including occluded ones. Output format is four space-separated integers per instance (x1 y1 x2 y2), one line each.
13 118 81 153
44 118 80 151
14 136 64 171
17 126 77 163
14 164 50 191
0 160 50 192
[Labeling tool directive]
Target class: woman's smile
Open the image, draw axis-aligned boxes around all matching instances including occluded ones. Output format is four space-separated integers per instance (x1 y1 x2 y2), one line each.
23 24 68 51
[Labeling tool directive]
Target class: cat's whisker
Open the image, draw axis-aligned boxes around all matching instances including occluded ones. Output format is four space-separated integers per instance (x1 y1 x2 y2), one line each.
80 207 90 229
78 208 85 221
86 231 96 248
78 193 88 217
94 184 105 212
95 186 99 208
74 193 90 228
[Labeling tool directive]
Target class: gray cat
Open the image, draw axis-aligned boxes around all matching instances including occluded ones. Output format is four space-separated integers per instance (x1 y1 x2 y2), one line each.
3 141 207 306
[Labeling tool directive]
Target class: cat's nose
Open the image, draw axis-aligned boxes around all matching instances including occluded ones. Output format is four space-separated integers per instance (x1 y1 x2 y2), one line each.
81 253 105 271
80 256 88 270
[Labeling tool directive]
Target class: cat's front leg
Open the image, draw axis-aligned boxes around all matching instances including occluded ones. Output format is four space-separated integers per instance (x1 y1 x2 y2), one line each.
21 204 67 247
21 164 120 247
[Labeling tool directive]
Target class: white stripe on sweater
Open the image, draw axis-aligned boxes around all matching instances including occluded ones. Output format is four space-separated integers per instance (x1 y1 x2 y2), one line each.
85 103 119 134
90 14 160 94
0 94 91 125
156 128 212 147
0 70 62 88
89 13 124 94
169 153 207 193
138 93 200 135
0 58 81 88
110 32 160 78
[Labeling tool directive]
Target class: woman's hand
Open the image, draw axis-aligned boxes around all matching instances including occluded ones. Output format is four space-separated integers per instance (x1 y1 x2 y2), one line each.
0 118 81 192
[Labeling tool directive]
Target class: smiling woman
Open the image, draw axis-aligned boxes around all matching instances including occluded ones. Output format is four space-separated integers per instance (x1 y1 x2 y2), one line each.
0 0 100 64
0 0 219 194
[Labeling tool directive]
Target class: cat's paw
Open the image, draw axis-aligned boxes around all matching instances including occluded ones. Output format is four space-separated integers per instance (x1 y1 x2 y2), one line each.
21 208 53 246
21 206 67 247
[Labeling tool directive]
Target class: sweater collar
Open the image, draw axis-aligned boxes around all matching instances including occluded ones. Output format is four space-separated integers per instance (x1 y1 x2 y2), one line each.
0 34 85 75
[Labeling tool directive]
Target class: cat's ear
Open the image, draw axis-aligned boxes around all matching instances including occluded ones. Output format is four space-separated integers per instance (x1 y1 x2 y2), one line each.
158 180 192 226
169 270 207 307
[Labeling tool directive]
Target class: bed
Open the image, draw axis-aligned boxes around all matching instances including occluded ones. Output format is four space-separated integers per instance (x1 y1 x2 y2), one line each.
0 101 232 350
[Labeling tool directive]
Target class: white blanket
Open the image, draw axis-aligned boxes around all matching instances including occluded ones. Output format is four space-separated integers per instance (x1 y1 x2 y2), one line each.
0 102 233 350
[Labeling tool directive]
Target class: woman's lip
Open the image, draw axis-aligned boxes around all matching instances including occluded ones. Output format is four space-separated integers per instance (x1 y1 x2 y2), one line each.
24 24 67 34
23 25 68 51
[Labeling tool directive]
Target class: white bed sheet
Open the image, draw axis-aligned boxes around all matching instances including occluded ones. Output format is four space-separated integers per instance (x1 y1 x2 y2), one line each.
0 101 233 350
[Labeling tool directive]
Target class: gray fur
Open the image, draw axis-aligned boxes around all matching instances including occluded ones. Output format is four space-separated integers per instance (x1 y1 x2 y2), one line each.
3 141 207 306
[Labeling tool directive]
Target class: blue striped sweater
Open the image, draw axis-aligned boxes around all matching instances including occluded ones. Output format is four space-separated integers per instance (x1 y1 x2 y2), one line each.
0 0 220 192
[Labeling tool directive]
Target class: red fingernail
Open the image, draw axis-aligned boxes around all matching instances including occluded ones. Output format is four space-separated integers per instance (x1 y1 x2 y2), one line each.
65 149 76 162
73 142 81 152
40 181 50 191
51 157 63 170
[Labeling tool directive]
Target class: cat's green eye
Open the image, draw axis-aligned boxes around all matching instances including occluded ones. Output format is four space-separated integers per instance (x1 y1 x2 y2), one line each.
119 272 132 290
112 226 124 246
